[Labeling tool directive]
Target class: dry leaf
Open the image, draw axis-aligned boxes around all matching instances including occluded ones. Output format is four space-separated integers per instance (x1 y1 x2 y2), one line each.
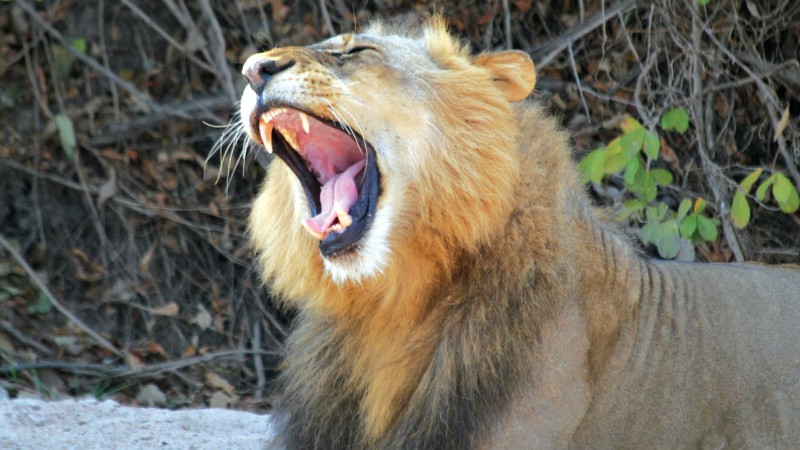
147 340 168 358
136 383 167 406
150 302 179 317
53 336 83 356
774 106 790 142
205 372 236 396
208 200 219 217
208 391 238 409
0 333 15 354
125 352 145 370
138 242 157 275
745 0 762 19
97 167 117 208
182 345 197 358
658 137 683 174
193 304 213 330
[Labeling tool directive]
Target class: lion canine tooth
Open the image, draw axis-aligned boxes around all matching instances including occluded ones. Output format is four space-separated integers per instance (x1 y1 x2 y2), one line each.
259 118 274 154
299 112 310 133
336 206 353 228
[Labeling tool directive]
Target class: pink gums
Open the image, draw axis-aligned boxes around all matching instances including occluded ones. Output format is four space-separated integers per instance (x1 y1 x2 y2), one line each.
269 110 367 239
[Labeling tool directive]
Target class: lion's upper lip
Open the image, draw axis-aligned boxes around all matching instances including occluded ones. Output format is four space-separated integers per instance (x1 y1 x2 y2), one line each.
250 106 380 257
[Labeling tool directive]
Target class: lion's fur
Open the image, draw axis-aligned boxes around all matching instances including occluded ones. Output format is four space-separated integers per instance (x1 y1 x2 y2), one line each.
244 18 800 449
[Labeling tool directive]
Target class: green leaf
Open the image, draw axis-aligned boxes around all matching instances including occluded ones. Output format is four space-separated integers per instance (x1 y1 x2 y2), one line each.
641 221 659 244
55 114 77 162
600 137 628 174
624 157 642 188
773 173 799 213
677 198 692 219
643 130 660 160
679 215 697 238
656 202 669 218
693 197 707 214
623 199 646 215
603 151 630 175
661 108 690 134
620 127 646 157
640 171 658 203
620 199 645 220
697 0 710 5
783 188 800 213
773 173 794 204
756 175 775 201
651 168 673 187
739 168 763 194
731 190 751 229
620 116 643 133
27 291 53 315
578 148 606 184
655 220 681 259
696 215 718 241
647 206 663 222
71 38 88 54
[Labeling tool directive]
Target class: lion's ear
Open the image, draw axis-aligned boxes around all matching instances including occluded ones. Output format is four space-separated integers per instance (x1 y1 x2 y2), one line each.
473 50 536 102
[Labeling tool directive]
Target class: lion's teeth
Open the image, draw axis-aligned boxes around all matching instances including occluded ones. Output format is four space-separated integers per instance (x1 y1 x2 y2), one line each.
278 128 299 150
261 108 284 122
299 112 310 134
259 119 274 154
335 206 353 228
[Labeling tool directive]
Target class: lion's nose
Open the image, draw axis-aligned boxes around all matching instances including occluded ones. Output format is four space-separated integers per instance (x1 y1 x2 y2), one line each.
242 55 295 95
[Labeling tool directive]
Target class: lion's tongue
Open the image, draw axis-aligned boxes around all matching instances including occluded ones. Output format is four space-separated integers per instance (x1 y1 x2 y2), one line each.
302 160 366 240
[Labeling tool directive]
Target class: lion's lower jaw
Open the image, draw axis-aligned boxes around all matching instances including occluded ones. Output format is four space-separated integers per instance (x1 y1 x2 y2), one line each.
323 204 395 285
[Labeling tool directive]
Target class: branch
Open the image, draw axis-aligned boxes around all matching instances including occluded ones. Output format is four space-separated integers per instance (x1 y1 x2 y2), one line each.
0 350 276 378
16 0 165 115
688 2 744 262
0 234 124 357
0 320 53 356
319 0 335 37
530 0 637 68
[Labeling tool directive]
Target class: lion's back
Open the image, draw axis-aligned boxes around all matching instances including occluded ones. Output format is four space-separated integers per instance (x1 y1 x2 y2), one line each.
571 261 800 449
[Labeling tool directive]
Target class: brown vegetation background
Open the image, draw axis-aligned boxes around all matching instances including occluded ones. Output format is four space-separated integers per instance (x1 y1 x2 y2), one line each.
0 0 798 410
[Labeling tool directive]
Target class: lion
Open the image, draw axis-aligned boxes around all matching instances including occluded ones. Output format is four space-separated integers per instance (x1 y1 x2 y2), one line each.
234 18 800 449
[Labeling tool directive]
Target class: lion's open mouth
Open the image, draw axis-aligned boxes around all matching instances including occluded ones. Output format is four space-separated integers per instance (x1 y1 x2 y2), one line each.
253 107 380 257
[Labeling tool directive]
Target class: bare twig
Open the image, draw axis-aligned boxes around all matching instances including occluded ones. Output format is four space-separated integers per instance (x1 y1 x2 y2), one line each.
252 323 266 401
97 0 121 122
501 0 512 50
698 26 800 191
0 320 53 356
567 44 591 122
120 0 216 74
531 0 637 68
0 350 276 378
87 95 232 146
319 0 335 37
119 350 275 378
198 0 238 102
0 234 124 357
16 0 165 115
689 2 744 262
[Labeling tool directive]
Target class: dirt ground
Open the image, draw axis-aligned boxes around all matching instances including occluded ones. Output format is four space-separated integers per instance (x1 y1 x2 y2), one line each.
0 0 798 444
0 394 271 449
